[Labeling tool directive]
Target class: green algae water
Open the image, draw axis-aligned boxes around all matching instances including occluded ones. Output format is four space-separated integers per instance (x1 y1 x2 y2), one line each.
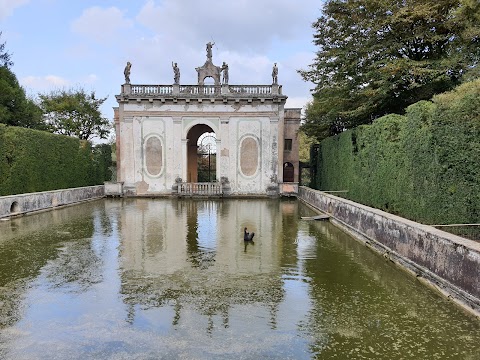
0 198 478 359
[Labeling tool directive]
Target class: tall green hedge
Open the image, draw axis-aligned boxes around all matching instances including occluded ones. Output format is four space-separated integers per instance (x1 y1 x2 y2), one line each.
0 124 112 196
314 79 480 224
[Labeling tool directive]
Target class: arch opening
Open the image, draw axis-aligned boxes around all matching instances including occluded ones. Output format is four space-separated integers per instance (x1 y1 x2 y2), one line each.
203 76 215 85
186 124 217 182
10 201 20 214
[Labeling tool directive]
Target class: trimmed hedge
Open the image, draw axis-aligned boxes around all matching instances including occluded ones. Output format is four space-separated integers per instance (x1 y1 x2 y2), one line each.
314 79 480 224
0 124 112 196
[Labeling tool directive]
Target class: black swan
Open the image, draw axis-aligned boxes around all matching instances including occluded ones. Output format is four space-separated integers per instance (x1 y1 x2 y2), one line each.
244 227 255 241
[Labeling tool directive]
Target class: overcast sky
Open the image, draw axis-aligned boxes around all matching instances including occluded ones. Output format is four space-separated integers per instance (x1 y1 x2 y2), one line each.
1 0 322 139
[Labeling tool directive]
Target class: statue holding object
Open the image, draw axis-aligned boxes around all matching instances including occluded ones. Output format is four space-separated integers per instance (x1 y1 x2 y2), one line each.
206 41 215 61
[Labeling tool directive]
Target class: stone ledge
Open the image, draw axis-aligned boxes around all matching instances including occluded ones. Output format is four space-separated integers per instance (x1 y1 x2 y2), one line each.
298 186 480 318
0 186 105 219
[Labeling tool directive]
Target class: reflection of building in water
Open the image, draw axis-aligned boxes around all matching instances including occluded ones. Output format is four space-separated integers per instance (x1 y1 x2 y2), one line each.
118 198 295 330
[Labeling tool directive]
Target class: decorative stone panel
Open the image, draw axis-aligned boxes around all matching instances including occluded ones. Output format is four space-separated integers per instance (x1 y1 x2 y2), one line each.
240 136 259 177
145 136 163 177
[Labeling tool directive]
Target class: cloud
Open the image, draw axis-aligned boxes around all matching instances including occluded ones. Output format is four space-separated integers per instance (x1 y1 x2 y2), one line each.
123 0 319 107
20 75 70 91
84 74 98 84
71 6 133 43
136 0 321 53
0 0 29 20
69 0 319 118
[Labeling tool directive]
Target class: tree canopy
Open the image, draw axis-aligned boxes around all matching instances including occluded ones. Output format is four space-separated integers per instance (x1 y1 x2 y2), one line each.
0 67 44 129
299 0 480 141
0 32 13 68
0 33 44 129
38 88 111 141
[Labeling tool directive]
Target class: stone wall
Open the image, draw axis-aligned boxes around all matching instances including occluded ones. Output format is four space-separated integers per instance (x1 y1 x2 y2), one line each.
115 100 285 196
0 186 105 219
299 186 480 316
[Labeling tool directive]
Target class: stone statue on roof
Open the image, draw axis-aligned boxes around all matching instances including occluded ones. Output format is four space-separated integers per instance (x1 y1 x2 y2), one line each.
206 41 215 61
221 62 229 84
195 42 222 86
124 61 132 84
272 63 278 84
172 62 180 84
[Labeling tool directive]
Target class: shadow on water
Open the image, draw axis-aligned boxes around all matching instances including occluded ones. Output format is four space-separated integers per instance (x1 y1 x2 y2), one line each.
0 198 478 359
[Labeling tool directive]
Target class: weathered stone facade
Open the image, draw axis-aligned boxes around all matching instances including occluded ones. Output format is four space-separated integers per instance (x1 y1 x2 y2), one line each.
114 48 300 196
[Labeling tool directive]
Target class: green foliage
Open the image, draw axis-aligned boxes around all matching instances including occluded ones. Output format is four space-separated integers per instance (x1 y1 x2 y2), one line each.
0 125 7 190
300 0 480 142
0 66 45 129
92 144 113 183
0 32 13 68
197 154 217 182
38 88 111 141
452 0 480 81
0 33 45 129
313 79 480 225
430 80 480 222
298 130 315 163
0 125 112 196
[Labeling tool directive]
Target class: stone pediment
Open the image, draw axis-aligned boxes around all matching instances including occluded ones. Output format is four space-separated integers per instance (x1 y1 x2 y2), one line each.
195 59 222 86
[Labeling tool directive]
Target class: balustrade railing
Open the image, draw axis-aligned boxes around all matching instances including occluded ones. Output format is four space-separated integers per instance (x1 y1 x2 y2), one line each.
124 84 281 97
130 85 173 95
228 85 274 94
179 85 221 95
177 182 223 196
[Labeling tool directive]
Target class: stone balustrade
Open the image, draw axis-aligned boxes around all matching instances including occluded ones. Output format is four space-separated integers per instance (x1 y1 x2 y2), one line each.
121 84 283 98
179 85 221 95
228 85 275 94
130 85 173 95
177 182 223 196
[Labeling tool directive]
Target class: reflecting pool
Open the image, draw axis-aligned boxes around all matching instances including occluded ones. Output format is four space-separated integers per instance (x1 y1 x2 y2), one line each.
0 198 479 359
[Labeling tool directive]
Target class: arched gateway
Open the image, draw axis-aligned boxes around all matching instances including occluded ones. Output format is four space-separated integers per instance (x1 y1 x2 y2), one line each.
113 44 300 197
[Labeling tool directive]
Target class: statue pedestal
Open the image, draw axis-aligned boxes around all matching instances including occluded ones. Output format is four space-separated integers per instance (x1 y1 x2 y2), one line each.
221 85 229 95
173 84 180 95
122 84 131 95
272 84 279 95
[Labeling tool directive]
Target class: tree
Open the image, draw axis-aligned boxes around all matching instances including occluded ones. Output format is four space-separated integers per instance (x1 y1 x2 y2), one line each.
299 0 480 141
298 129 315 163
453 0 480 80
0 32 13 68
0 67 45 128
39 88 111 141
0 33 45 129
